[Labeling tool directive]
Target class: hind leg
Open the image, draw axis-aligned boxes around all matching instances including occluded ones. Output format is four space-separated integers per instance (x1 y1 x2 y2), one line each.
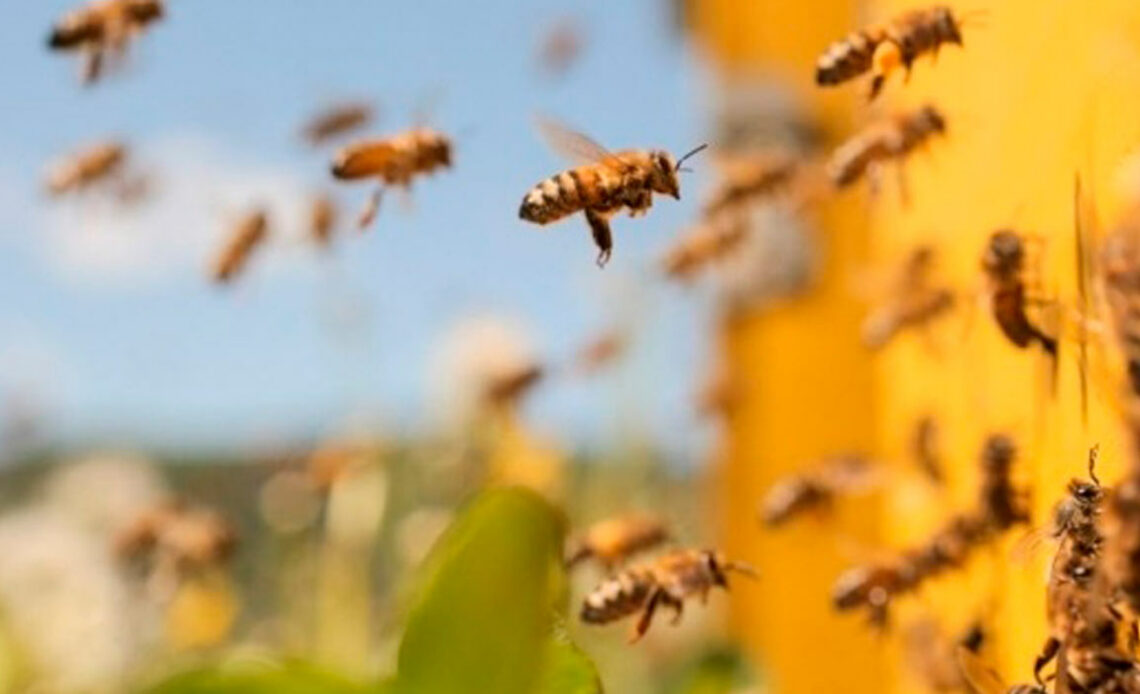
632 588 664 642
1034 636 1059 685
585 209 613 267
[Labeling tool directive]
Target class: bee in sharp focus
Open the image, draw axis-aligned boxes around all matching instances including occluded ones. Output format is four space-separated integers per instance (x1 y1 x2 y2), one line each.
309 193 338 247
981 229 1057 358
565 513 669 571
760 454 879 527
580 549 756 641
828 105 946 190
48 0 164 85
301 102 375 146
211 209 268 284
862 245 956 349
519 117 707 267
661 211 750 282
816 5 970 100
330 128 452 229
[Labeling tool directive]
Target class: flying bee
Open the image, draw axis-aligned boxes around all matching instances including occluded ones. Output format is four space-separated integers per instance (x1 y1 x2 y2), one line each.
760 454 879 527
661 211 749 282
115 499 237 574
537 16 584 79
330 127 452 229
519 117 707 267
702 152 799 218
828 105 946 190
565 513 669 571
580 549 756 641
862 245 956 349
309 193 338 246
48 0 164 85
211 209 268 284
981 230 1057 358
573 328 629 376
300 102 375 146
815 5 968 100
44 140 128 197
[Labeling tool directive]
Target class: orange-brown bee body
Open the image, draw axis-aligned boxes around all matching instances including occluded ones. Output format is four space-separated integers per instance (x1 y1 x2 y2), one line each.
48 0 164 84
761 455 876 527
45 140 127 196
982 230 1057 357
828 105 945 188
702 153 798 217
211 210 268 284
661 212 749 281
566 514 669 570
301 102 374 145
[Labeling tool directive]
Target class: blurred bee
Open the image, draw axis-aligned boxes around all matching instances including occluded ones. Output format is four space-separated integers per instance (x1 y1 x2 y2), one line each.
48 0 164 85
903 618 985 693
956 647 1048 694
815 5 967 99
1102 216 1140 396
661 211 750 282
537 17 584 79
519 118 707 267
211 209 268 284
330 128 453 229
483 363 544 409
828 105 946 189
565 513 669 571
862 245 956 349
913 415 945 485
580 549 756 641
309 193 338 246
981 230 1057 358
115 499 237 574
44 140 127 196
573 328 629 376
702 152 799 218
760 454 879 527
301 101 375 146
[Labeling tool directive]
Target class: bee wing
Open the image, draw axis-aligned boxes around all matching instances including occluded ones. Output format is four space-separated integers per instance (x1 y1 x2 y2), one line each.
535 116 619 166
955 646 1008 694
1008 525 1051 565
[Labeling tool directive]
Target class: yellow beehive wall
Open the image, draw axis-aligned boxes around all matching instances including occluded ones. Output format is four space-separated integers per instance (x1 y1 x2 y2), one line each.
691 0 1140 691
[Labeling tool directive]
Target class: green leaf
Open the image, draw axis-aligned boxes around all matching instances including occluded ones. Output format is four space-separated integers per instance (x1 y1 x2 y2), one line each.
138 660 369 694
392 487 566 694
535 637 603 694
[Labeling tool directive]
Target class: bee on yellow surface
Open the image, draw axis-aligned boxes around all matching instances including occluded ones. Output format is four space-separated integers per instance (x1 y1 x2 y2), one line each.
661 212 749 282
981 230 1057 358
580 549 756 641
702 152 799 218
759 454 878 527
862 245 956 349
330 128 452 229
815 5 968 99
300 102 375 146
519 117 707 267
828 105 946 190
308 193 338 247
44 140 127 196
210 209 268 284
565 513 669 571
47 0 164 85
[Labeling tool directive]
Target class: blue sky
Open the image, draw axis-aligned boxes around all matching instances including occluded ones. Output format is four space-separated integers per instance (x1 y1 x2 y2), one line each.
0 0 718 457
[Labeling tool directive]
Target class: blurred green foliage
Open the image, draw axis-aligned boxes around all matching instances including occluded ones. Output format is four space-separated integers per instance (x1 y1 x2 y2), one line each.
661 647 755 694
140 661 370 694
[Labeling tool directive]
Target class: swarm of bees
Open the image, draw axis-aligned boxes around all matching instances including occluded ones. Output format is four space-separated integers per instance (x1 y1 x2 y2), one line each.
48 0 164 85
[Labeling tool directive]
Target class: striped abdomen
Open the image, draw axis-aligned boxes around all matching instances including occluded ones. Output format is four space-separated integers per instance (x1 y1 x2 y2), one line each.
520 155 652 225
580 570 654 624
816 28 885 86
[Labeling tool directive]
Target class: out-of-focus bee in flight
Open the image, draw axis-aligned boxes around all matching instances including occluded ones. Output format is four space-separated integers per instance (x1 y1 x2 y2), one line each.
862 245 956 350
661 211 749 282
115 499 237 575
330 127 453 229
760 454 879 527
816 5 973 99
828 104 946 193
44 140 151 204
211 209 269 285
702 151 800 218
913 415 945 485
981 230 1057 358
580 549 756 641
537 16 584 80
301 101 375 146
308 193 338 247
565 513 669 571
572 328 630 376
519 117 707 267
48 0 164 85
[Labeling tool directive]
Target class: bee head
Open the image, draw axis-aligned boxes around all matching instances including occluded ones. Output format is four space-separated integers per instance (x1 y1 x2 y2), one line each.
125 0 165 24
650 150 682 199
982 230 1024 277
934 7 963 45
1068 479 1102 505
420 131 453 168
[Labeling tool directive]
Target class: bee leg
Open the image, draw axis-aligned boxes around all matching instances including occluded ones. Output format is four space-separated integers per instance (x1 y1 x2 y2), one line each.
585 209 613 268
631 588 663 642
868 41 901 100
1034 637 1059 685
81 48 104 86
667 595 684 626
357 187 384 229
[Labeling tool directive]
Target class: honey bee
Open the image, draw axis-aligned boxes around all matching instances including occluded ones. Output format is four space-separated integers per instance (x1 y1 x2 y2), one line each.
519 118 707 267
815 5 966 99
834 435 1027 626
300 102 375 146
48 0 164 85
44 140 127 196
115 499 237 573
828 105 946 189
580 549 756 641
211 209 268 284
760 454 878 527
702 152 799 218
661 211 750 282
309 193 338 246
330 128 452 229
981 230 1057 358
565 513 669 571
862 245 956 349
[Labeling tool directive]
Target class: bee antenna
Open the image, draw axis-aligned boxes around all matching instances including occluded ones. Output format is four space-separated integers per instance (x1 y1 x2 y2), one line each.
675 143 709 172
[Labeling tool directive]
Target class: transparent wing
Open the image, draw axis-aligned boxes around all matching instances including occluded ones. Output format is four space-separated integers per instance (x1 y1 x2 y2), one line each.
535 115 615 165
955 647 1008 694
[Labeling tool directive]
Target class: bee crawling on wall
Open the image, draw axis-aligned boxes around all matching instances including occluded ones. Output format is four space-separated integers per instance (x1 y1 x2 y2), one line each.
565 513 669 571
580 549 756 641
862 245 956 350
981 229 1058 358
815 5 975 100
47 0 164 85
519 117 708 267
300 101 375 146
330 127 453 229
210 209 269 285
759 454 879 527
827 104 946 193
